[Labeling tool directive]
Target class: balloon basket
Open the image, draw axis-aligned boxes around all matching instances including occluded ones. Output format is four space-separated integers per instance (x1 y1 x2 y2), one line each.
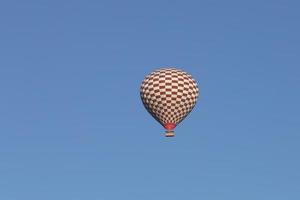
165 131 175 137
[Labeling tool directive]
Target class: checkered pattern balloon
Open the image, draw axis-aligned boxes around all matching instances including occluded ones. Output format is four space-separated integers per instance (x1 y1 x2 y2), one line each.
140 68 199 131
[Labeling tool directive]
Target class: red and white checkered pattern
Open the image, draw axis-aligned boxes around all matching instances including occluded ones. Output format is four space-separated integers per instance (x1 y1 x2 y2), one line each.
140 68 199 127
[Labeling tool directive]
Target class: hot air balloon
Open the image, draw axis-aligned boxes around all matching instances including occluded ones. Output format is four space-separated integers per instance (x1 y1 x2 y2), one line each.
140 68 199 137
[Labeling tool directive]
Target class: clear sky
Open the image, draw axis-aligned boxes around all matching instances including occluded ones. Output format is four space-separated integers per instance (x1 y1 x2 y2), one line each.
1 0 299 199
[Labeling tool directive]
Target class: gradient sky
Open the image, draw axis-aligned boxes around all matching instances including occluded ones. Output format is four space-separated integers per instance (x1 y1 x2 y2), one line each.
1 0 300 199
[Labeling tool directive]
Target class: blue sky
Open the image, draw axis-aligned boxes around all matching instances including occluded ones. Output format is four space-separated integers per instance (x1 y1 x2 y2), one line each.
0 0 299 199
